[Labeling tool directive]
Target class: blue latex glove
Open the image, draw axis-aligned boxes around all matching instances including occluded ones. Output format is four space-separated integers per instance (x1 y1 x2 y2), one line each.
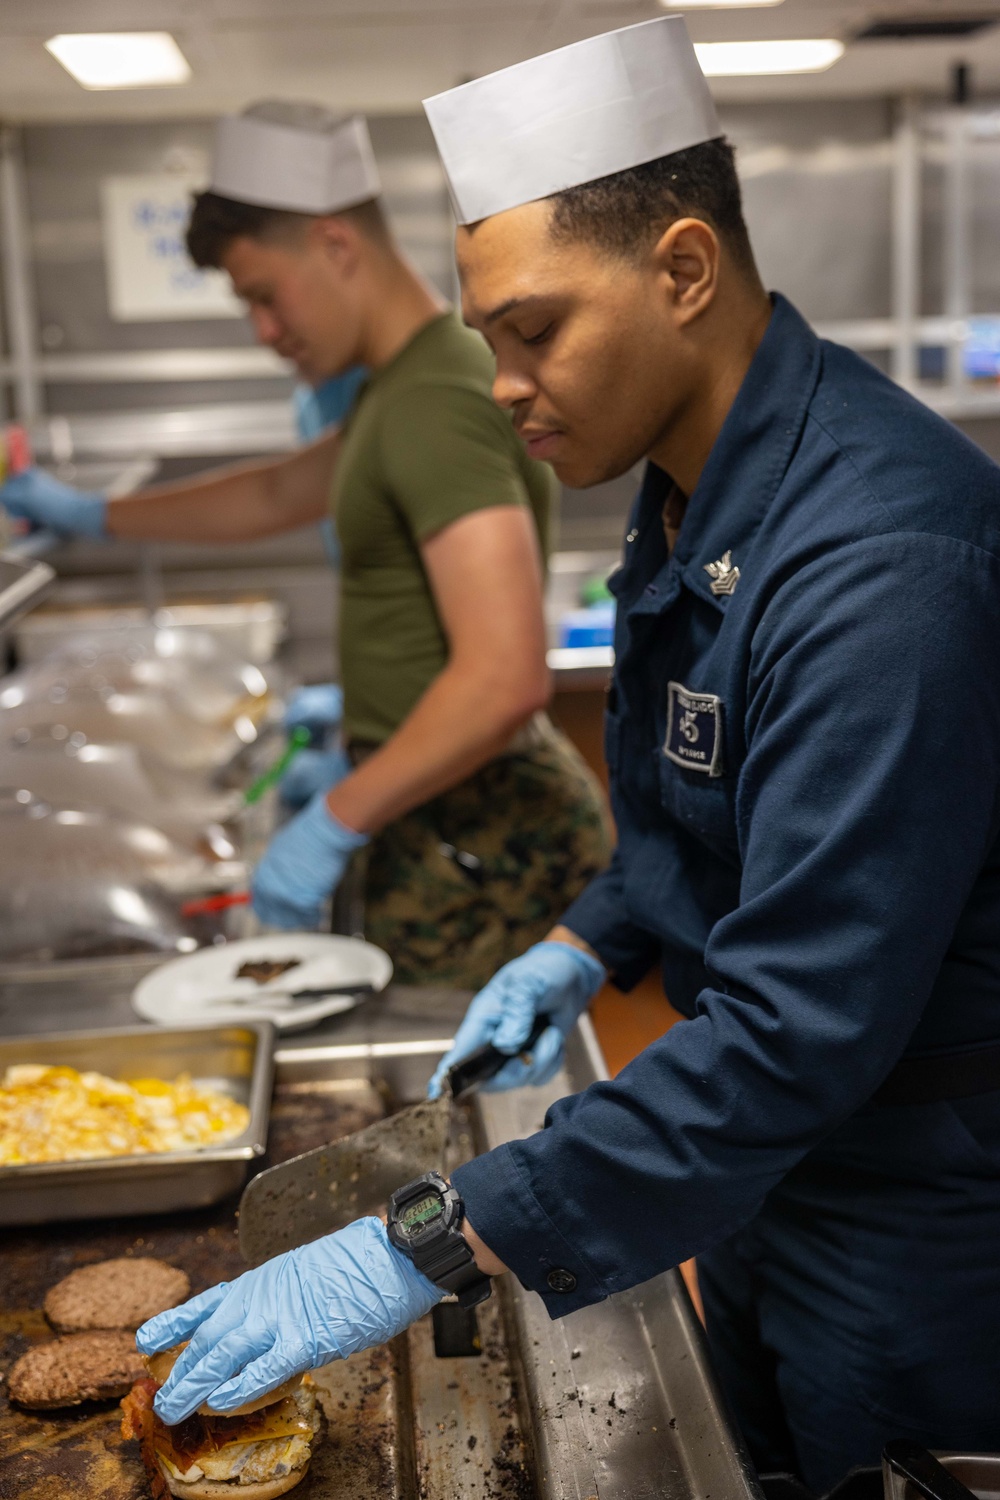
0 467 107 538
427 940 606 1098
136 1217 441 1426
251 789 367 929
279 744 352 810
282 683 344 739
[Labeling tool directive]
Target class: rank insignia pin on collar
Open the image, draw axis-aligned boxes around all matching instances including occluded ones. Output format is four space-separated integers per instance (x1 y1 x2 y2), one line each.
704 550 740 597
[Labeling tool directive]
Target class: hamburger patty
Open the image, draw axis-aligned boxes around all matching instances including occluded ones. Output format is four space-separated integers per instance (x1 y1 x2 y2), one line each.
45 1257 190 1333
8 1330 145 1408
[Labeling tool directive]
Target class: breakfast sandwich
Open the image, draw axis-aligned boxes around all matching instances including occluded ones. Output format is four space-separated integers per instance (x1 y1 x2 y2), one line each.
121 1345 321 1500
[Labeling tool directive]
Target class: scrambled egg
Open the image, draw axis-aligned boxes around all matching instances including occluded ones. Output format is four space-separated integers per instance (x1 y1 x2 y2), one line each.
0 1064 250 1165
162 1433 313 1485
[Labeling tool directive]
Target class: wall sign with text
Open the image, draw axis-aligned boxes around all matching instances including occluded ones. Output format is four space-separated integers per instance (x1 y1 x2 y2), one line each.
100 173 242 322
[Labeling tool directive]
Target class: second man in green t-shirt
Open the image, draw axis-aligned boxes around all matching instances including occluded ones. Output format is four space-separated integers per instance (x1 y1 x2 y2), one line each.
0 104 612 987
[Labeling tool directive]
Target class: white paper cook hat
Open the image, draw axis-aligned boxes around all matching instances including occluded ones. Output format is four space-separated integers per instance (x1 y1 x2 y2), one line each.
423 16 720 226
210 101 381 214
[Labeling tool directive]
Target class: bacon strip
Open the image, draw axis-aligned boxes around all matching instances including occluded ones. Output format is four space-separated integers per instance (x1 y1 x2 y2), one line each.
120 1380 171 1500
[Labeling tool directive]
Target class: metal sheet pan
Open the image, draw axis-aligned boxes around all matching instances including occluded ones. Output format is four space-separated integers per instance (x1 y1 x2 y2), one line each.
0 1022 274 1226
886 1453 1000 1500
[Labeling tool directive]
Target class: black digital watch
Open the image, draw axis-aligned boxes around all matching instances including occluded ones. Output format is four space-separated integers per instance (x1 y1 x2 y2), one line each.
387 1171 492 1309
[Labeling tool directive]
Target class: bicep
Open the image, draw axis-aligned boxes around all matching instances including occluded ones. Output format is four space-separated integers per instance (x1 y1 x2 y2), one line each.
420 506 547 674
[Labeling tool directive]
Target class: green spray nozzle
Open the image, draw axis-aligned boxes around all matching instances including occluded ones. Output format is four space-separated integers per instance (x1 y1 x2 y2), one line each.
243 725 311 806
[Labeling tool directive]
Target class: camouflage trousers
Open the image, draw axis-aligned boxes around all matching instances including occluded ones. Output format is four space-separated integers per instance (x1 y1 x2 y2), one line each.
352 719 613 990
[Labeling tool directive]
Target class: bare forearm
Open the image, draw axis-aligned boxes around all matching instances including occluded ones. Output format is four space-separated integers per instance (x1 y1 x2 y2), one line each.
107 456 289 543
546 924 605 967
106 431 339 543
326 659 550 836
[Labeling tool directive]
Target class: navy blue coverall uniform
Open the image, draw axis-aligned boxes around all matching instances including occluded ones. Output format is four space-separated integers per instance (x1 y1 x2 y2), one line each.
453 294 1000 1493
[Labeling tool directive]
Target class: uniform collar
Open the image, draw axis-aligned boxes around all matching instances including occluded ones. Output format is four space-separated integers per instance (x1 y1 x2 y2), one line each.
662 293 821 612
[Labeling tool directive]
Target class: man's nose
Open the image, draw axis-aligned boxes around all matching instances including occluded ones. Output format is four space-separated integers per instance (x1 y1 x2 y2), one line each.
250 308 282 347
492 363 534 411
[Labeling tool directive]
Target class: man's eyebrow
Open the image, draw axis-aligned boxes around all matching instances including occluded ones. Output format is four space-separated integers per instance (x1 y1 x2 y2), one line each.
481 293 548 326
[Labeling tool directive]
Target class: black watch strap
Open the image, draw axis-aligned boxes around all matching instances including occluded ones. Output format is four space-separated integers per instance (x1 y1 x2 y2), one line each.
417 1235 492 1308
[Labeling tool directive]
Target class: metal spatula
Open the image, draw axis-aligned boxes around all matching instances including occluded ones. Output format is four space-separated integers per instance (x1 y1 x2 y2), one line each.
237 1015 550 1266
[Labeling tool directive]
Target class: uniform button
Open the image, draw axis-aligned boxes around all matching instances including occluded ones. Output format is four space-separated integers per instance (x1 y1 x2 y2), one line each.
546 1267 577 1294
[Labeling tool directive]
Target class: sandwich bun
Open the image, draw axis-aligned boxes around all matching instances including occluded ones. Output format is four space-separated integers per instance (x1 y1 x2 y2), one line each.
156 1464 312 1500
144 1345 303 1418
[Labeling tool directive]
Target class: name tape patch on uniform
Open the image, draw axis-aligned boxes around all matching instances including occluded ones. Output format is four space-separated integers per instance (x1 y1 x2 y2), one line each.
664 681 724 777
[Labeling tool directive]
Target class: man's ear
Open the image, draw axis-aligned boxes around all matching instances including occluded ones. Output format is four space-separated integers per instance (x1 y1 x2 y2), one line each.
311 215 363 273
651 217 720 324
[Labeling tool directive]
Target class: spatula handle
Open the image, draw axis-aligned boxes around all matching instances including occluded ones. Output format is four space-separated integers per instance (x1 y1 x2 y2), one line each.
446 1014 553 1099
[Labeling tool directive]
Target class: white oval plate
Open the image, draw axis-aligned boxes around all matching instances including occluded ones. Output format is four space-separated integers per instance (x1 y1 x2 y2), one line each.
132 933 392 1033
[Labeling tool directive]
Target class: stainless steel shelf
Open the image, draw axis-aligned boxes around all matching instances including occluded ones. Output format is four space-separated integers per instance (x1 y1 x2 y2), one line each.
0 347 288 383
27 401 297 460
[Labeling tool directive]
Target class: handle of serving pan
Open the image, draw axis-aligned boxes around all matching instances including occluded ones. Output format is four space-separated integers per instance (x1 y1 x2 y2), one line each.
882 1442 979 1500
288 983 377 1001
445 1014 553 1099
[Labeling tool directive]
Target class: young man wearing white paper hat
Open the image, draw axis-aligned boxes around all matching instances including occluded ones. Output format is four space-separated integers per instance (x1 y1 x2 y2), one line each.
135 22 1000 1494
0 102 612 986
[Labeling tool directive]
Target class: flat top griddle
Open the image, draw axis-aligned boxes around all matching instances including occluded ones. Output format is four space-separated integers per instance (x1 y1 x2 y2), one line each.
0 977 757 1500
0 1073 532 1500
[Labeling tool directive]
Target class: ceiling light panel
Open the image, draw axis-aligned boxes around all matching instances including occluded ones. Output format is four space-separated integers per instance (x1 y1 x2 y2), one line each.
44 33 191 90
694 39 846 74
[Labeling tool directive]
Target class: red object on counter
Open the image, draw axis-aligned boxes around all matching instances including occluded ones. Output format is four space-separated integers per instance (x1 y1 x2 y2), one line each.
180 891 251 918
4 425 32 475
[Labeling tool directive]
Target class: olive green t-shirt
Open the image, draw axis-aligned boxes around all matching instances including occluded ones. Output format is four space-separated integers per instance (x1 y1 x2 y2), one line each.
333 311 557 745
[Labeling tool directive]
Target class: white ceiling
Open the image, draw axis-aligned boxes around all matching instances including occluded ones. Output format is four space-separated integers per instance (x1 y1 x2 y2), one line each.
0 0 997 119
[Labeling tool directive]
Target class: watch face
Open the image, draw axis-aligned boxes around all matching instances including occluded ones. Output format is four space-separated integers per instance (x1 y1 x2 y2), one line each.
397 1190 445 1239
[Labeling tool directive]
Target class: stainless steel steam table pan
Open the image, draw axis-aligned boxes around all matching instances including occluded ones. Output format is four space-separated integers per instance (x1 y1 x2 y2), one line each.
0 1021 274 1226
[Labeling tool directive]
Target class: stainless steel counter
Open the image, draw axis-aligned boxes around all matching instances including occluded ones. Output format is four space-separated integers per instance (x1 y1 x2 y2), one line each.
0 551 54 636
9 538 616 689
0 968 759 1500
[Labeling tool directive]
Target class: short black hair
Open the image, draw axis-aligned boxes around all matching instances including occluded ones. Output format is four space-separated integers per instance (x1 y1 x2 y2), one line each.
547 138 758 277
186 191 388 269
